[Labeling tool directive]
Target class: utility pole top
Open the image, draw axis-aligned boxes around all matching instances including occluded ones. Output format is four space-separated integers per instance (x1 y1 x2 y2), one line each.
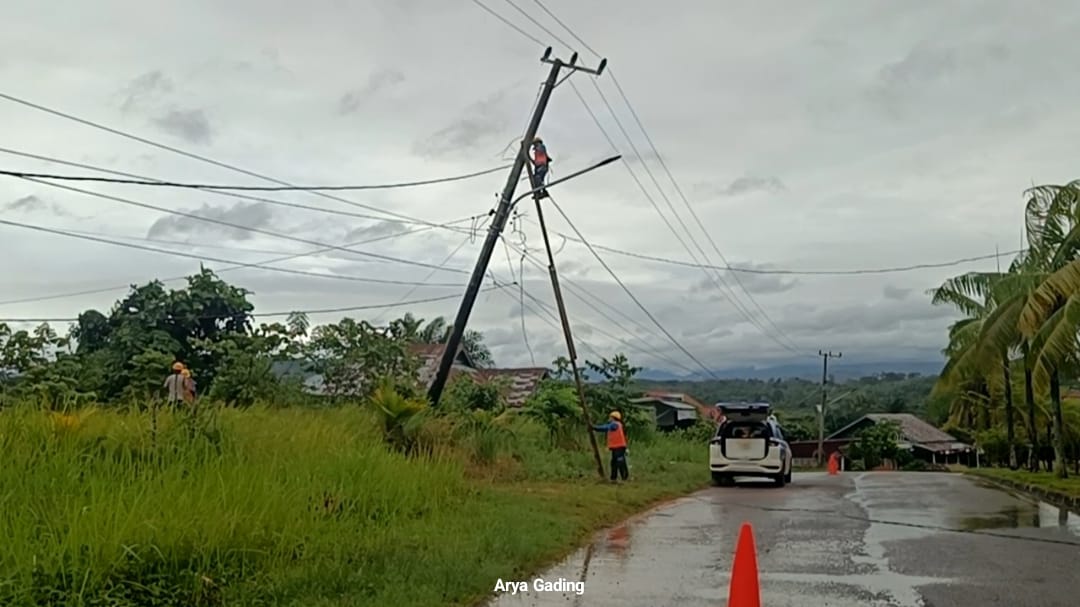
541 47 607 75
819 350 842 358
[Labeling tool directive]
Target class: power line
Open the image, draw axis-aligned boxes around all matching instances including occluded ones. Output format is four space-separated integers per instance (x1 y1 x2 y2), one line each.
571 79 799 354
530 0 601 56
0 96 493 232
372 230 483 325
0 147 481 233
544 194 720 379
469 0 546 47
0 286 507 325
0 217 468 289
2 144 990 279
18 176 471 274
0 215 481 307
501 0 576 51
500 2 803 354
534 226 1026 275
0 165 510 192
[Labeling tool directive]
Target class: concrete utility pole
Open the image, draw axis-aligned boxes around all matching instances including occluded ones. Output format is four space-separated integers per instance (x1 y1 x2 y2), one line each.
427 48 608 407
525 161 606 479
817 350 841 466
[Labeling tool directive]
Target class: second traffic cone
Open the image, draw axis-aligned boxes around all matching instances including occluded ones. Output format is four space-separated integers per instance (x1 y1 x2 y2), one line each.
726 522 761 607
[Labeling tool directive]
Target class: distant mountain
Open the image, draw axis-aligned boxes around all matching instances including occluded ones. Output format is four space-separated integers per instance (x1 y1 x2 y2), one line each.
637 359 944 382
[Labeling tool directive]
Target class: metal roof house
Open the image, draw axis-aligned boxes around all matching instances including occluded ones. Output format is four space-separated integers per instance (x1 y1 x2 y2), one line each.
630 391 716 430
827 413 973 464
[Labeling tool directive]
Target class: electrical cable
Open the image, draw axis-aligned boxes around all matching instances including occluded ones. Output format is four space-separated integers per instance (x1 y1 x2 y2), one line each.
0 215 481 307
0 217 467 288
0 165 510 191
482 2 802 354
17 176 471 274
0 95 494 232
372 230 483 326
500 0 576 52
582 77 802 354
0 286 507 325
544 194 721 379
1 146 1001 277
0 147 479 234
469 0 546 47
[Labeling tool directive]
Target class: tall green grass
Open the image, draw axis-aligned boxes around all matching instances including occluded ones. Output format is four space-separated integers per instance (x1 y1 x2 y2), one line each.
0 403 706 606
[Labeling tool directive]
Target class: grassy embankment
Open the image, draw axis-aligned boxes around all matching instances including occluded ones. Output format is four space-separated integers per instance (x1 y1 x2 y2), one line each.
0 404 706 606
968 467 1080 499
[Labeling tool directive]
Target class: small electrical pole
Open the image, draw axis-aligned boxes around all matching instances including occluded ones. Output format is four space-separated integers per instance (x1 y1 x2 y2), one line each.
526 161 606 479
427 48 607 407
817 350 841 466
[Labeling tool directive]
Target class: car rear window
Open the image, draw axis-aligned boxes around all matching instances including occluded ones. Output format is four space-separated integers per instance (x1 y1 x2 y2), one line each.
718 422 772 439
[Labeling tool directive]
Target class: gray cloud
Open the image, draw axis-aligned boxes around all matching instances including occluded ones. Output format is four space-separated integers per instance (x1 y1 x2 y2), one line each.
6 1 1080 373
697 176 786 198
153 109 214 144
119 70 173 113
883 285 911 300
146 202 273 241
690 266 798 297
344 219 409 241
339 69 406 114
5 195 73 217
414 89 514 158
5 195 48 212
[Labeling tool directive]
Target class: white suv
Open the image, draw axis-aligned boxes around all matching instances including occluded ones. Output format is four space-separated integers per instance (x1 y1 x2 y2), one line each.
709 403 793 487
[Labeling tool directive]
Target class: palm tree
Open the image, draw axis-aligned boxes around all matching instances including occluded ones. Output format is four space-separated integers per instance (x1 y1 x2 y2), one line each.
392 314 494 368
1015 181 1080 478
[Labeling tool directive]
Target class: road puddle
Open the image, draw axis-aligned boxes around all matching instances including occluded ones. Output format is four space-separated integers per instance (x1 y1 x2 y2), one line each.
958 502 1080 535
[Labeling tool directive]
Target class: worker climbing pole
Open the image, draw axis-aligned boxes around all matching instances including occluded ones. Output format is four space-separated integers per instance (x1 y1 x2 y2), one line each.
530 136 551 199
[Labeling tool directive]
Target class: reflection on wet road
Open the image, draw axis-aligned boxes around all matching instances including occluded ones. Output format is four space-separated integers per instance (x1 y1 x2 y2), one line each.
487 472 1080 607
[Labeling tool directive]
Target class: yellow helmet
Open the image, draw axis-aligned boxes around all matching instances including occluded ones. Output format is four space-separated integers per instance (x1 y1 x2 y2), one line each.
181 369 191 377
532 136 543 143
610 411 621 421
172 362 184 371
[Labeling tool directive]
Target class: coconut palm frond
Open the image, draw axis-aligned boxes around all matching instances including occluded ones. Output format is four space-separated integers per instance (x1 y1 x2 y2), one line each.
1019 259 1080 337
928 273 998 316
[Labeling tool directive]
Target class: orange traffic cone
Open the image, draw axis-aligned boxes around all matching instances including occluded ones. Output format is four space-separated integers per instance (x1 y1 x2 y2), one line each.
727 522 761 607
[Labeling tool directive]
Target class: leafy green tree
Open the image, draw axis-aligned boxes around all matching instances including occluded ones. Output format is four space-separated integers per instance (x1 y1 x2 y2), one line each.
394 314 494 368
305 318 418 400
848 420 901 470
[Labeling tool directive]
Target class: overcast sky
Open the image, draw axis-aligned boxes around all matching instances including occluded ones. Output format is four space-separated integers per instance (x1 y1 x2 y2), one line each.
3 0 1079 375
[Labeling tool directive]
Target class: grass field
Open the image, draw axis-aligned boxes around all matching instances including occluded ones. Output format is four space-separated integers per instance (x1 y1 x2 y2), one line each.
969 467 1080 499
0 403 706 606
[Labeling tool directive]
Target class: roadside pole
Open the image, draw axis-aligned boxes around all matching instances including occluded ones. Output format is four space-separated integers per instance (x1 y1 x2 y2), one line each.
525 161 606 480
817 350 841 466
427 48 607 407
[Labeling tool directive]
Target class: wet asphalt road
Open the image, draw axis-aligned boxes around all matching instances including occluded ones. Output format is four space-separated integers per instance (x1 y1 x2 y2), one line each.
487 472 1080 607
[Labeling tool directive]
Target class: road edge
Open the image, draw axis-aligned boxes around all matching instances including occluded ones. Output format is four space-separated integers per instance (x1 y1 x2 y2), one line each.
966 472 1080 515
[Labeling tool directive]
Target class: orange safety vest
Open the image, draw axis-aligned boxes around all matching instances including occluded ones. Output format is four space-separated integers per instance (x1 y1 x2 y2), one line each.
607 421 627 449
533 144 549 166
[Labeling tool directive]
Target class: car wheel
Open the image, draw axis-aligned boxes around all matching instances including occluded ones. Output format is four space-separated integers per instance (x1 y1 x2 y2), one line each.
784 469 793 484
773 472 786 487
712 472 733 487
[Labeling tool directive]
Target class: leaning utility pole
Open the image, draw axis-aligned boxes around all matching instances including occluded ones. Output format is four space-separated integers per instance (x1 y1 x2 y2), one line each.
817 350 842 466
427 48 608 407
526 161 606 479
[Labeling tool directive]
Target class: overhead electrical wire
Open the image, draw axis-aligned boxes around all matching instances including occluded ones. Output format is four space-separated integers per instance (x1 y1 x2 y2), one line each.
486 1 805 355
578 78 803 354
17 176 471 274
500 235 699 368
0 94 496 232
0 214 482 307
0 165 510 192
0 287 506 325
469 0 547 47
2 146 1009 278
0 217 468 288
543 194 721 379
0 147 479 234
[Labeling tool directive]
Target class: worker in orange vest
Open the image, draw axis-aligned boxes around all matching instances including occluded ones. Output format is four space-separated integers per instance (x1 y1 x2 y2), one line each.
530 136 551 199
592 411 629 482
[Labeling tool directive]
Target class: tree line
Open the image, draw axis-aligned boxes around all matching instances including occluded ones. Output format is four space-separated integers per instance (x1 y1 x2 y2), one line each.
930 180 1080 478
0 267 495 408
